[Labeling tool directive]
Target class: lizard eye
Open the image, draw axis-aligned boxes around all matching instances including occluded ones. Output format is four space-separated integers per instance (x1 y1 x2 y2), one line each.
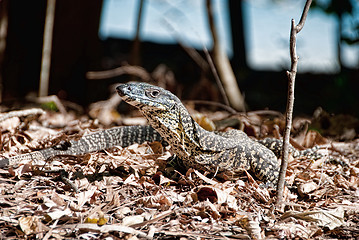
146 89 160 98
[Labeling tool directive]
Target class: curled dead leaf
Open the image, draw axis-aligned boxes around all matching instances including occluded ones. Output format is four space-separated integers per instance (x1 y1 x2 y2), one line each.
195 185 238 210
298 181 319 197
19 216 42 235
197 187 217 203
192 113 216 131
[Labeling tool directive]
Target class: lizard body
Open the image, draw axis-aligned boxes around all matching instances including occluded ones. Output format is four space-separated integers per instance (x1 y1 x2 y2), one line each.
1 83 320 185
117 83 282 184
0 126 161 168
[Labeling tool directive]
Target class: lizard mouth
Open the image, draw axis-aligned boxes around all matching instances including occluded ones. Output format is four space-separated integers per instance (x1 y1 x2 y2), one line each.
116 84 130 98
116 84 165 109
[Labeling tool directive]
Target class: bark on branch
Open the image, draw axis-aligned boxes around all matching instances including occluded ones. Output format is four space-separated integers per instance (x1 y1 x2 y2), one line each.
276 0 312 206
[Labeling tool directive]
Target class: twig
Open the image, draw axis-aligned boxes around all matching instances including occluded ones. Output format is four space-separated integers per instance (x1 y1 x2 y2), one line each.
203 47 231 107
184 100 237 114
0 108 45 122
60 172 78 193
131 0 144 66
247 110 284 118
160 4 210 72
86 65 152 82
180 42 209 73
30 95 67 115
130 209 173 228
43 219 59 240
276 0 312 206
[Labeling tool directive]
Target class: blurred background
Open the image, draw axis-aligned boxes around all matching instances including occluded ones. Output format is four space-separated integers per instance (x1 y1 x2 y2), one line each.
0 0 358 116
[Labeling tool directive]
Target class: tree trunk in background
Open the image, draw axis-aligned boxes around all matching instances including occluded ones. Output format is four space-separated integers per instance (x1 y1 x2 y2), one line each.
337 12 343 70
39 0 56 97
50 0 103 105
2 0 103 104
229 0 248 73
206 0 246 111
2 0 46 100
131 0 144 67
0 0 8 102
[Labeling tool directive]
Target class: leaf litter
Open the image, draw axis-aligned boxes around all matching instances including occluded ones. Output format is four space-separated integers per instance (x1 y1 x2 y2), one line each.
0 107 358 239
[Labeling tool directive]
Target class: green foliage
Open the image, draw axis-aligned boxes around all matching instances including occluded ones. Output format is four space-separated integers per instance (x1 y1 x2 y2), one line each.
41 101 59 112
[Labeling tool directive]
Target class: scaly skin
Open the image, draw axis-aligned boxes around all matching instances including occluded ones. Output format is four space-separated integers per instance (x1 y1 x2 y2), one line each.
116 82 281 185
0 126 161 168
1 83 320 185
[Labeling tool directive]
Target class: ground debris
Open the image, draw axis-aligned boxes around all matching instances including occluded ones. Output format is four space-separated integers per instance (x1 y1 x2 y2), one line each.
0 108 358 239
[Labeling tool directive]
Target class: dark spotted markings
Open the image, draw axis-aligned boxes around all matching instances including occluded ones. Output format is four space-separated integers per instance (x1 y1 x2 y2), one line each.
0 126 162 168
116 83 316 185
0 83 321 186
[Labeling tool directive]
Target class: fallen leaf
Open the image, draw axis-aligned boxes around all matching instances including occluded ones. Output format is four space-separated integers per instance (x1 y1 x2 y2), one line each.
122 215 144 226
298 181 319 197
281 207 344 230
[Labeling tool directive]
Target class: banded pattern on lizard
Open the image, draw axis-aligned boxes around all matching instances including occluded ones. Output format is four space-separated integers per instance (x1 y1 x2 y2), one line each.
0 126 161 168
1 82 320 185
117 83 283 185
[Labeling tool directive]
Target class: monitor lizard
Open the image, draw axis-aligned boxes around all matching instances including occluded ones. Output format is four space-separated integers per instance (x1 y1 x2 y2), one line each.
0 82 320 185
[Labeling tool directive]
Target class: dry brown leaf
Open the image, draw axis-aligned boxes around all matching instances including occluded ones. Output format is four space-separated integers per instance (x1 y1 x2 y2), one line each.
19 216 48 235
122 215 144 226
192 113 216 131
298 181 319 197
239 217 263 240
281 207 344 230
0 117 20 132
44 208 72 222
1 106 358 239
124 174 140 186
302 130 328 148
193 169 218 185
333 175 350 189
77 186 97 208
272 222 313 239
195 185 238 210
139 194 172 210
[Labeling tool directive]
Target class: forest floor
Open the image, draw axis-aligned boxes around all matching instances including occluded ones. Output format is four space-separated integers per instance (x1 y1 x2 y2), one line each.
0 102 358 239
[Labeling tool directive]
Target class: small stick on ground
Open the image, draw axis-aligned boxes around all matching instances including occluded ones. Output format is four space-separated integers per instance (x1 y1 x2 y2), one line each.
276 0 312 206
0 108 45 122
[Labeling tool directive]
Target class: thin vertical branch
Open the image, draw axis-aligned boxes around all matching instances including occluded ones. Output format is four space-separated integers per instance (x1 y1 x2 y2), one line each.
0 0 9 102
131 0 144 66
205 0 246 111
276 0 312 206
203 47 230 107
39 0 56 97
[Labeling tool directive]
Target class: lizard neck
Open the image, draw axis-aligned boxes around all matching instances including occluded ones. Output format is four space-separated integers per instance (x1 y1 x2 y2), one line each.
141 103 203 159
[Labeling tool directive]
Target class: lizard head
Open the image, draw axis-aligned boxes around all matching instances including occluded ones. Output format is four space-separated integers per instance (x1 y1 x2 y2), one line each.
116 82 178 112
117 82 200 158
